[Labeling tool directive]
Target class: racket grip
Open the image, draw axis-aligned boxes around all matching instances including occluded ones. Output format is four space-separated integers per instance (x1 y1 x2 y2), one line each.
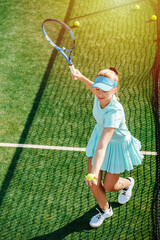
69 65 77 80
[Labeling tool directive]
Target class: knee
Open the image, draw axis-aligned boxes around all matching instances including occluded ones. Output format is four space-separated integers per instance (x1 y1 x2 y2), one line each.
89 184 99 191
89 183 101 193
103 183 116 192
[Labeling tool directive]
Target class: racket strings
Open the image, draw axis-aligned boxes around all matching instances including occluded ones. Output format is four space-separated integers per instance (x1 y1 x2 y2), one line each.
44 21 74 51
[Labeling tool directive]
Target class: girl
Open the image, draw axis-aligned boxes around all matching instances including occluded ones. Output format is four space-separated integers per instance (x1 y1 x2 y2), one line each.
72 67 143 228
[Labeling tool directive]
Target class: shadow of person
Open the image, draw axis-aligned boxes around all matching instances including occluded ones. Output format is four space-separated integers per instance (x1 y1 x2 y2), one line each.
29 206 95 240
29 202 121 240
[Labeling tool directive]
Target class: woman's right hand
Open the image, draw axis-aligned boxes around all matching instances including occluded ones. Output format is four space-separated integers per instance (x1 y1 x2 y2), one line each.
85 173 98 187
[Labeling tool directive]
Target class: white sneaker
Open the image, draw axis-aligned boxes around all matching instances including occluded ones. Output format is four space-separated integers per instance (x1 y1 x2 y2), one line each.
89 206 113 228
118 177 135 204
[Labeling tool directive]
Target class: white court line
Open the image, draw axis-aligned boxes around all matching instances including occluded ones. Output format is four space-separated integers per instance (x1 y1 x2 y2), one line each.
0 143 157 155
0 143 86 152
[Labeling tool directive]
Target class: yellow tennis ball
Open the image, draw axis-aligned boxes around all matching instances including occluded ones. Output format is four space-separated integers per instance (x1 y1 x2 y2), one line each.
135 4 140 10
86 174 96 181
74 21 80 27
151 15 157 21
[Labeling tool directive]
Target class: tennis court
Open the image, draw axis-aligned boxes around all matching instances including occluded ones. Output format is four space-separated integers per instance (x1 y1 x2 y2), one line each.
0 0 159 239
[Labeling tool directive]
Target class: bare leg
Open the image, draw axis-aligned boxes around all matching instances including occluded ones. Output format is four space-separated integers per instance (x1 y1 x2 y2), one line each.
103 172 131 192
87 158 131 210
87 157 109 210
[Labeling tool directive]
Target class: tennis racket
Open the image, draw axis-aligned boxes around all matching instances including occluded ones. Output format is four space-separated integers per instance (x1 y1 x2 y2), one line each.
42 19 77 79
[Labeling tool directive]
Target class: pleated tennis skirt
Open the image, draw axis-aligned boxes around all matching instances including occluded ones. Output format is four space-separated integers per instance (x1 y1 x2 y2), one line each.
86 126 143 174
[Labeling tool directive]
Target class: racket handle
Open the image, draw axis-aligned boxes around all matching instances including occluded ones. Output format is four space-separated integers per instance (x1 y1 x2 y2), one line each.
69 65 77 80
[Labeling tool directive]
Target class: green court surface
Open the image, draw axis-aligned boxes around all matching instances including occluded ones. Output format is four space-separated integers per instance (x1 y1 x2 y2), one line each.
0 0 159 239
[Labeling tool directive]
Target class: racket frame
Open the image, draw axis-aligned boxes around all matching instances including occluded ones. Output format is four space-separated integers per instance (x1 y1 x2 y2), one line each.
42 19 77 77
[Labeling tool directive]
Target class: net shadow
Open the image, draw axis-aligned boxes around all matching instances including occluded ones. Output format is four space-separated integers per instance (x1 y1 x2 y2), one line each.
29 203 122 240
69 0 145 21
0 0 76 207
150 0 160 238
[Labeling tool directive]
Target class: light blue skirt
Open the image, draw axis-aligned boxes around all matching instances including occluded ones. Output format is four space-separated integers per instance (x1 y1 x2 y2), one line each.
86 126 143 174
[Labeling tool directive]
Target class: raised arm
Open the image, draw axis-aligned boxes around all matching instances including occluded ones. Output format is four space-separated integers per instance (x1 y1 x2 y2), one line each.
71 69 96 94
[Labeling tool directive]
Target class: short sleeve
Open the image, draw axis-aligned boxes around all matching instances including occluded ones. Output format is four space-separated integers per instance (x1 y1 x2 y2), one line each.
104 109 123 128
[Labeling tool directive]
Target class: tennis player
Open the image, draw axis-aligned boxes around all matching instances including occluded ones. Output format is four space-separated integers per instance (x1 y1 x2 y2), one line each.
72 67 143 228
